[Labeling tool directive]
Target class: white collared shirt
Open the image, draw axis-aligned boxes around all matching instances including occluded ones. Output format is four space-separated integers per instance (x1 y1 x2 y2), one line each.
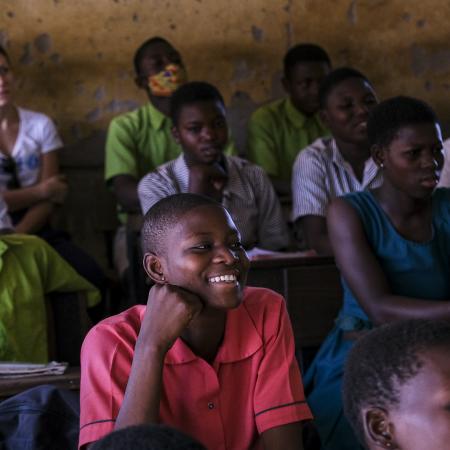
291 137 383 221
138 154 289 250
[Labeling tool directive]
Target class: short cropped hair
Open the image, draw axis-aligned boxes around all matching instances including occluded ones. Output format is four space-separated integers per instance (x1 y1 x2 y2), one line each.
283 43 331 80
367 96 439 148
141 193 222 255
91 424 206 450
169 81 225 126
318 67 371 109
343 319 450 446
133 36 172 75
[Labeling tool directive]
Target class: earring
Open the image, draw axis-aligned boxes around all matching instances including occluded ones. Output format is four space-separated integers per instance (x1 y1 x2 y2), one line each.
161 275 165 281
380 162 384 168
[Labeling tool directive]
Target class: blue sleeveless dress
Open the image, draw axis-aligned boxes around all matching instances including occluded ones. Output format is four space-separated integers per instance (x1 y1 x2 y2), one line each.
304 188 450 450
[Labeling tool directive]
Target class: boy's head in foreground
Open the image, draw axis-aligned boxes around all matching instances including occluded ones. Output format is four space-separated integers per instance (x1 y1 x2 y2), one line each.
170 81 228 166
91 424 206 450
142 193 250 310
368 96 443 198
343 319 450 450
282 43 331 116
133 36 187 99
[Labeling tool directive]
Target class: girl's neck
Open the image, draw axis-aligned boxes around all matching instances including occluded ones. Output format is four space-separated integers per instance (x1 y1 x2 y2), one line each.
0 104 18 127
335 138 371 181
373 182 432 219
181 307 227 364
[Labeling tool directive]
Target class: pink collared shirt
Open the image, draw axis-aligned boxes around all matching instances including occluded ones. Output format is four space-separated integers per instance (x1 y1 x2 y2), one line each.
79 287 312 449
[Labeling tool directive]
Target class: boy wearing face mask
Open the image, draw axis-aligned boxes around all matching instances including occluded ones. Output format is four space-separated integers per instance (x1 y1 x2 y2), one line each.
105 38 235 281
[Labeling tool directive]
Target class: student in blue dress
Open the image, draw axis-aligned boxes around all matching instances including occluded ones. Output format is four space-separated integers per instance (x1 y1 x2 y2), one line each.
304 96 450 449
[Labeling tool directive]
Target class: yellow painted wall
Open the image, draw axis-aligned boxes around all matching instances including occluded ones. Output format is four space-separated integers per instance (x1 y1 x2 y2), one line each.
1 0 450 146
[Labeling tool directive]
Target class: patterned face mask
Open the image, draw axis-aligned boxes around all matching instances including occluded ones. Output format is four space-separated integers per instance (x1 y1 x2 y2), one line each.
147 64 187 97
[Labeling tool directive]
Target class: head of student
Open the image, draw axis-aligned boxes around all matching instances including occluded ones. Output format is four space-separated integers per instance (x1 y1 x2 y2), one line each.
368 96 443 198
142 193 249 310
133 36 187 99
91 424 206 450
282 43 331 116
170 81 228 165
0 46 14 108
318 67 378 146
343 319 450 450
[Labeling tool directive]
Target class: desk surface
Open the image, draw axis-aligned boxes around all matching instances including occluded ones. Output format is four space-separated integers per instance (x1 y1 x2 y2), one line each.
0 367 80 399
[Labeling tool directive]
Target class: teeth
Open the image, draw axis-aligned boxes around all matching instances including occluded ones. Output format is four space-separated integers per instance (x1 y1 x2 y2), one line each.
209 274 237 283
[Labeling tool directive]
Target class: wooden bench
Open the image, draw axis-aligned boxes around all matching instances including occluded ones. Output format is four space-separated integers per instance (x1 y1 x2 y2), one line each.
247 255 343 350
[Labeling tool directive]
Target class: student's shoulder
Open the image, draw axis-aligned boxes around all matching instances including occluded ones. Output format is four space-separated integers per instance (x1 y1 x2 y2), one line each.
293 136 334 169
108 104 150 131
18 108 56 132
250 98 286 123
242 286 286 322
84 305 146 348
226 155 266 176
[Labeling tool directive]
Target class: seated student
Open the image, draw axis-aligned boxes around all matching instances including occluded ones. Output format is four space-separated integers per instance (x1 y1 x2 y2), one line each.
0 205 100 362
79 193 312 450
0 45 106 300
91 424 206 450
247 43 331 196
304 96 450 450
343 319 450 450
138 82 289 251
105 37 234 279
291 67 383 255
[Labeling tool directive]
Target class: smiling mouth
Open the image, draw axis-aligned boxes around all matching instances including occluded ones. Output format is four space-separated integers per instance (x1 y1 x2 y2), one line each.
208 274 237 284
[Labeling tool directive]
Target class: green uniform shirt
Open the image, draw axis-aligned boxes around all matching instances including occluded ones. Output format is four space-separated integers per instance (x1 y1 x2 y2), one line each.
0 234 100 363
247 98 328 182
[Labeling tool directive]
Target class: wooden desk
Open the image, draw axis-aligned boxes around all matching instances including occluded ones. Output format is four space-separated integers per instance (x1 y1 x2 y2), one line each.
248 256 342 349
0 367 80 400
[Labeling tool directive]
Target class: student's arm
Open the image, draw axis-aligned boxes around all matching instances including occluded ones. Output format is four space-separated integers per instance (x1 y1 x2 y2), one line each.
262 423 303 450
328 198 450 325
297 215 333 256
115 284 202 429
187 163 228 202
2 171 67 212
111 174 141 214
14 151 66 233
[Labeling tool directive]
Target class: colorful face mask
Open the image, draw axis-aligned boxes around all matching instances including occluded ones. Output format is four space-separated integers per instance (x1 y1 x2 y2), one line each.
147 64 187 97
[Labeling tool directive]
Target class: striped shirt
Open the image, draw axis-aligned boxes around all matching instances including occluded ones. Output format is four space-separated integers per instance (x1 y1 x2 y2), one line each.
291 137 383 221
138 154 289 250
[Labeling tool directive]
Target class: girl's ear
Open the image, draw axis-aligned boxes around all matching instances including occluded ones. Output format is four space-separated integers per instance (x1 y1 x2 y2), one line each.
135 74 147 90
143 252 166 285
171 126 180 144
364 408 398 449
371 144 385 168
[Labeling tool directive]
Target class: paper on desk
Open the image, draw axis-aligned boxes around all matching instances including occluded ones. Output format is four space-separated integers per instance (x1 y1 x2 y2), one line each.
0 361 68 378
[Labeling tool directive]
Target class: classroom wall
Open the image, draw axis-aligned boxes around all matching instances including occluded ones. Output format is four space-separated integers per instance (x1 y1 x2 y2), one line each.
2 0 450 145
1 0 449 268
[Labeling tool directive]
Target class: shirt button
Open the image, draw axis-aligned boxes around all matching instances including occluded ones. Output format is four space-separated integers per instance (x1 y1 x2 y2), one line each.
208 402 215 410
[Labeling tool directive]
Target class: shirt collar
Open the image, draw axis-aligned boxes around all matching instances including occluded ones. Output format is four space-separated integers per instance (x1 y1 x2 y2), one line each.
0 234 26 271
284 97 324 130
164 288 263 365
331 138 381 187
147 102 171 131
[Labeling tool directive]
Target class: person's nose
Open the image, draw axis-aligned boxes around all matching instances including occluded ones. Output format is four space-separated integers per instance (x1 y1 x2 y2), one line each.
213 245 239 265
